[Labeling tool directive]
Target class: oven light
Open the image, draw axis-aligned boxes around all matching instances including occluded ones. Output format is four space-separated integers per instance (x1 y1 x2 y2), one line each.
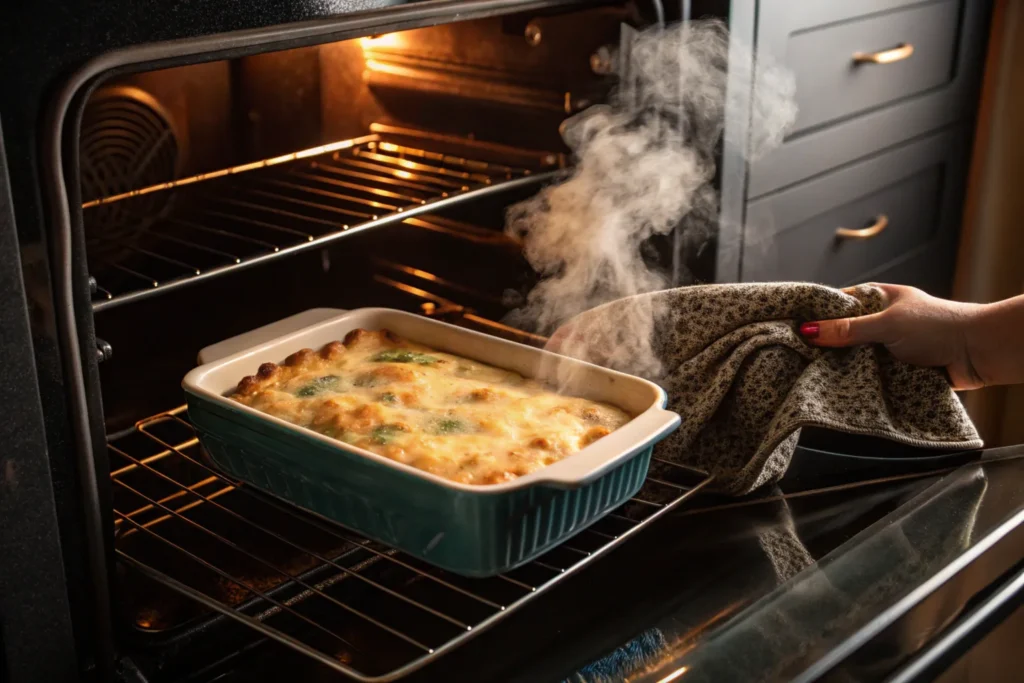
361 33 403 49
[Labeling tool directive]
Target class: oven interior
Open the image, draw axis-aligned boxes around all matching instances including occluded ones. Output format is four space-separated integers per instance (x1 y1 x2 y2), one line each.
79 5 716 680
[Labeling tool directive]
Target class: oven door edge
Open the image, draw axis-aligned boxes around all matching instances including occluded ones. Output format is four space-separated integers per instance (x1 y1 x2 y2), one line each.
0 117 82 682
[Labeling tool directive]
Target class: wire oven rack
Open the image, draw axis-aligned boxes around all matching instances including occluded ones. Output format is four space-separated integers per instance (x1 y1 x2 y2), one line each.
110 402 712 681
88 126 560 312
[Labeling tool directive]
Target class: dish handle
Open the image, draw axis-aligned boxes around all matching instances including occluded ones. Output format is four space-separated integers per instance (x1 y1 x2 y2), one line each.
533 408 682 489
197 308 348 364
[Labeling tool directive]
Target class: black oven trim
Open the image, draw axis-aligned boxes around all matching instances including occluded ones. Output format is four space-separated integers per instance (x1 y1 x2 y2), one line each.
0 123 82 683
41 0 605 677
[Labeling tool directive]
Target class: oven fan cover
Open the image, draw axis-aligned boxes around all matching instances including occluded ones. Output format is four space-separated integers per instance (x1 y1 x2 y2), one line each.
80 85 183 263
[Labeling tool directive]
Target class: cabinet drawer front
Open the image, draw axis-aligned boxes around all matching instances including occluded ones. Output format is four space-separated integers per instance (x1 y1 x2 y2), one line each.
745 169 941 286
743 0 990 200
742 127 969 289
777 0 960 136
859 242 957 297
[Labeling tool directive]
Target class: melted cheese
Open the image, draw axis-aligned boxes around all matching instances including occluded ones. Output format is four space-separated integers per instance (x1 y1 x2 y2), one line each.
231 329 632 485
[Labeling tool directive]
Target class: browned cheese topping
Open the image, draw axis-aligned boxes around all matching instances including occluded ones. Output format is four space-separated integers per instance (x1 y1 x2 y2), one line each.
231 329 632 485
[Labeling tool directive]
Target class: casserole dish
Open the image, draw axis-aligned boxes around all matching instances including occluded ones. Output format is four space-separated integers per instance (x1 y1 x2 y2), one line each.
183 308 681 577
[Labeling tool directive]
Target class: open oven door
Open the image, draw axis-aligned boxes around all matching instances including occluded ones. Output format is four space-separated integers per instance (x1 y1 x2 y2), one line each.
0 117 82 682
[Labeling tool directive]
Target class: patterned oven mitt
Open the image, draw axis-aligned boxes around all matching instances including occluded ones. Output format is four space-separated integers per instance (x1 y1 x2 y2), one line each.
550 282 982 495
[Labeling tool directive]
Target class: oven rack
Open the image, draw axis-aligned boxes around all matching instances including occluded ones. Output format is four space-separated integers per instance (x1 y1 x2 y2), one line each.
87 131 559 313
368 257 549 346
110 406 712 681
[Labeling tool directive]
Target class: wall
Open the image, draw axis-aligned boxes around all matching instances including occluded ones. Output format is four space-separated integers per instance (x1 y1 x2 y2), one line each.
953 0 1024 445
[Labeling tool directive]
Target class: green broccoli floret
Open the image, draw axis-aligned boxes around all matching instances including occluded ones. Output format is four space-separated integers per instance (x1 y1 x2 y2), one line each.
370 349 438 365
295 375 342 397
370 424 407 445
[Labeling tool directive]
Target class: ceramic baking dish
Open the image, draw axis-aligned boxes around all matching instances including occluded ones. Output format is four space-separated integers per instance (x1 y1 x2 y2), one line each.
182 308 680 577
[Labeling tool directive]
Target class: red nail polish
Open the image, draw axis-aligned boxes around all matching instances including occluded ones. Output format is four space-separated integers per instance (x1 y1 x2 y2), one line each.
800 322 820 339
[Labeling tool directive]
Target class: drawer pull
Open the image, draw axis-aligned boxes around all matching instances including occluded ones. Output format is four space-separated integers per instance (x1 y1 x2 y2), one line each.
836 214 888 240
853 43 915 65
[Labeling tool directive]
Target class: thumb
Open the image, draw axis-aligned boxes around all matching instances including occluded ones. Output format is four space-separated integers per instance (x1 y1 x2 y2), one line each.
800 311 891 347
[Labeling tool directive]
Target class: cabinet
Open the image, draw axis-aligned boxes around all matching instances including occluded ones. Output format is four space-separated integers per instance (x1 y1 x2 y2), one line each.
714 0 992 296
743 126 969 288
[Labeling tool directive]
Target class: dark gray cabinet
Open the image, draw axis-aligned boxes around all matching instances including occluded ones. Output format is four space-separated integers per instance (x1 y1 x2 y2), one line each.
766 0 960 137
715 0 992 296
744 126 970 289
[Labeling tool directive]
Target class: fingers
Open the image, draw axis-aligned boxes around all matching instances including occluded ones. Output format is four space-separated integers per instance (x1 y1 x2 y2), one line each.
870 283 914 307
808 282 911 347
800 310 892 347
841 282 906 308
846 282 921 305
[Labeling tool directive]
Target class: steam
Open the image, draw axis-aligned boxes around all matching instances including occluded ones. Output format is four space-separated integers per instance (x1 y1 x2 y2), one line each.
503 19 797 382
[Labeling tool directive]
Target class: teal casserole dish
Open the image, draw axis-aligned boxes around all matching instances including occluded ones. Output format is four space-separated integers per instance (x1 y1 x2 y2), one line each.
182 308 680 578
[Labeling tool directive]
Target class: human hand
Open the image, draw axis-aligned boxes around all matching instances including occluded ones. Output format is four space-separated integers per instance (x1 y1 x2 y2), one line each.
799 284 985 390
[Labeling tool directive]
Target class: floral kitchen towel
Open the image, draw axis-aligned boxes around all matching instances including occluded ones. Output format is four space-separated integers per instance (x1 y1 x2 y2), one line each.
549 283 982 495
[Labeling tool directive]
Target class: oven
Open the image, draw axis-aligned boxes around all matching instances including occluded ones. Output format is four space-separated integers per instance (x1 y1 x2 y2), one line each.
2 1 1023 682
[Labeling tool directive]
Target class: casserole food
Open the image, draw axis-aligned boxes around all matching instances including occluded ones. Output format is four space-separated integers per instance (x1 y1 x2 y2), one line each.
230 328 633 485
183 308 680 576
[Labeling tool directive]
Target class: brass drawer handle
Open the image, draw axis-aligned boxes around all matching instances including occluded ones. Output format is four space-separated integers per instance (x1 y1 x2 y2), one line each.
853 43 915 65
836 214 888 239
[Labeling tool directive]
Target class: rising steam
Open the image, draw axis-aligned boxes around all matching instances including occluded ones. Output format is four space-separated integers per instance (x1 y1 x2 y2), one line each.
504 19 797 382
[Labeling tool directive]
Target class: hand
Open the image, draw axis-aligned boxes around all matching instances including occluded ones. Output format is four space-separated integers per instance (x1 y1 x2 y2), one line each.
799 284 985 390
